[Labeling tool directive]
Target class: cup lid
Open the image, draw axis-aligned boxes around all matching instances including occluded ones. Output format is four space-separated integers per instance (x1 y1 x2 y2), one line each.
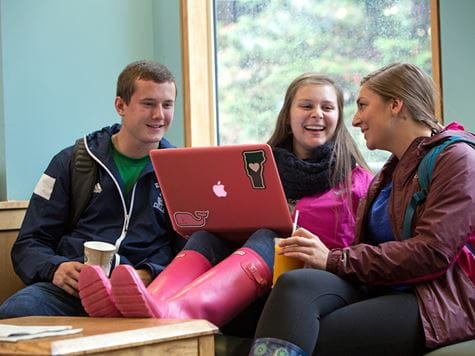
84 241 116 252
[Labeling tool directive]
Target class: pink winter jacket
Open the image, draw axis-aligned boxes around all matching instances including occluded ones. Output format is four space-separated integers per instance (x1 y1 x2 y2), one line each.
295 166 373 249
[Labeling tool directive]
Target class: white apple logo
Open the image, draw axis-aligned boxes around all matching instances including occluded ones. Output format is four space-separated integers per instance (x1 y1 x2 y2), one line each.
212 181 227 197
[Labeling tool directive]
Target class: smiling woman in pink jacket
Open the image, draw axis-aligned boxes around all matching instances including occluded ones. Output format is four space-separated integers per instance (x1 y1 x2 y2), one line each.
268 73 373 249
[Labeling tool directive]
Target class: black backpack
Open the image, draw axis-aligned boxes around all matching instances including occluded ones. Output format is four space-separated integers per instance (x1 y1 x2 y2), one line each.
69 138 98 230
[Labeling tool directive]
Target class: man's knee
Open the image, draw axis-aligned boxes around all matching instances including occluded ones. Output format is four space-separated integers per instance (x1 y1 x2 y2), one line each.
0 283 85 318
0 285 45 318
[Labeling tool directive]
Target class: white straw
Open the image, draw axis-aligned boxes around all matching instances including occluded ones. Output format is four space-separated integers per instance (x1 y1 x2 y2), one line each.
292 209 300 233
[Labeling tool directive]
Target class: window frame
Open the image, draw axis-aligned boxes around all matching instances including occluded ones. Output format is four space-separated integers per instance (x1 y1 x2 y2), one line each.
180 0 217 147
180 0 443 146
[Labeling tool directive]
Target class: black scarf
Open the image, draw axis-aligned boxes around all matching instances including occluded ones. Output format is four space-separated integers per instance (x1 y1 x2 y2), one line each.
273 139 336 200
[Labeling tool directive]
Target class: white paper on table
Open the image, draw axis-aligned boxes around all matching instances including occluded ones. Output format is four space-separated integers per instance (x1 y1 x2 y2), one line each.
0 324 82 342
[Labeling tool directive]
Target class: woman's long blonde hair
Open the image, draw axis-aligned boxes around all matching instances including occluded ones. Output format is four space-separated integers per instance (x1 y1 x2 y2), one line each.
268 72 371 196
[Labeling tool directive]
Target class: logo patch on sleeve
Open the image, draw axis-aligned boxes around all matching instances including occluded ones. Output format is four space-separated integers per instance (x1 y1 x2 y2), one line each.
33 174 56 200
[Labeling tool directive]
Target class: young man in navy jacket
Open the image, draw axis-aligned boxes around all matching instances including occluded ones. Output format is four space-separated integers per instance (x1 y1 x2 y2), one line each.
0 60 184 318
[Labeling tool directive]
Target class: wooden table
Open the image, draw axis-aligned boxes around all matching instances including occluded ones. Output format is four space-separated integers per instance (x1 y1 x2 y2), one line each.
0 316 218 355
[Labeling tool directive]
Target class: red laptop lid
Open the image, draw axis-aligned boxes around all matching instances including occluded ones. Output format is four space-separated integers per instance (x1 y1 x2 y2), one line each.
150 144 292 244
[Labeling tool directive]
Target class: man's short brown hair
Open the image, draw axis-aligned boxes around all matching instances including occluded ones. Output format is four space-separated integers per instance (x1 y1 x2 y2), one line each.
116 60 176 104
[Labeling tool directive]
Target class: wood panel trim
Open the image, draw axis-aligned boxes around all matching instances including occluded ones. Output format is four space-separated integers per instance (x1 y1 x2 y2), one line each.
180 0 216 147
0 201 28 302
430 0 443 123
0 200 29 209
0 200 28 231
0 230 25 304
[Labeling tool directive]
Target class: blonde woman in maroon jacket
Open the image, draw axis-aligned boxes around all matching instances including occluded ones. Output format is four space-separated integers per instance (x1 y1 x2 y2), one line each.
249 63 475 356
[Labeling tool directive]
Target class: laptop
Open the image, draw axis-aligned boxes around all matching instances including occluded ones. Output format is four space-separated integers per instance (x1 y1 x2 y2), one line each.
150 144 292 245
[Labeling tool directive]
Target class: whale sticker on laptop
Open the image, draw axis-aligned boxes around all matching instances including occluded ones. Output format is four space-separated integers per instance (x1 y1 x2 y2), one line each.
174 211 209 227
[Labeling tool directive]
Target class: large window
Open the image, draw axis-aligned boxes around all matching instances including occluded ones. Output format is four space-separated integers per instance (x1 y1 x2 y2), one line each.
214 0 433 169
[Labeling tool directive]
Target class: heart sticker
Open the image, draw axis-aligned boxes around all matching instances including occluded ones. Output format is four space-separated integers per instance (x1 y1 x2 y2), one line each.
249 163 260 172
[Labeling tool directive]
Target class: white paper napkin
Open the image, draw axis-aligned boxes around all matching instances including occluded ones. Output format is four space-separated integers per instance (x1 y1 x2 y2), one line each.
0 324 82 342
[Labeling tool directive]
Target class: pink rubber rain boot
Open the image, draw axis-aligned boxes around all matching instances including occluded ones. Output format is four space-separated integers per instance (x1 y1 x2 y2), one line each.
144 250 212 301
111 248 272 327
79 264 121 317
79 250 211 317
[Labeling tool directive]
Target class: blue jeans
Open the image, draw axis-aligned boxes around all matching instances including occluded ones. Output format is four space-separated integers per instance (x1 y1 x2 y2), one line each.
0 282 87 319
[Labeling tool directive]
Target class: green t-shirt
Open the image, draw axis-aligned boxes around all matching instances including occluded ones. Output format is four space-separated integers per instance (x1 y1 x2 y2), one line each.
111 146 150 194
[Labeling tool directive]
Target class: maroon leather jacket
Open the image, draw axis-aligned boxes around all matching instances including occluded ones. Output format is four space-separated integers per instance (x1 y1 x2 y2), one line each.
327 126 475 347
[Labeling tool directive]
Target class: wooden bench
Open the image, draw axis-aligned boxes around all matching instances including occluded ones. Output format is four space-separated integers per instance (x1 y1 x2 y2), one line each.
0 201 27 304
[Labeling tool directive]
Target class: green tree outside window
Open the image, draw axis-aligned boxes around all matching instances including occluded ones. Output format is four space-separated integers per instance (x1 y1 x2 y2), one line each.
215 0 431 170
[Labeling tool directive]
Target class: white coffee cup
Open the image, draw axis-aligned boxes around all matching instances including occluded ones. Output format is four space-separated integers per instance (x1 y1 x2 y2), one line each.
83 241 116 277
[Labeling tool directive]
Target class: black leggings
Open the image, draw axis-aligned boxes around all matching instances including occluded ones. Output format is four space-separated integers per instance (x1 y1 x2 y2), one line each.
254 269 428 356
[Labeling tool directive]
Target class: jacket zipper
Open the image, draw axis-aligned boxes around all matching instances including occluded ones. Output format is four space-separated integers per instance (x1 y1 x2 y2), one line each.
116 184 137 248
83 136 136 264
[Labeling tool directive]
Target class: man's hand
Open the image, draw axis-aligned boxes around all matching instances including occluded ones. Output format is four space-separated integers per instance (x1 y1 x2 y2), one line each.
135 269 153 287
52 261 84 297
278 227 330 270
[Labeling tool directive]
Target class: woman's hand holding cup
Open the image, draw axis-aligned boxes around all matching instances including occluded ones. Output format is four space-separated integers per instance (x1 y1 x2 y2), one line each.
279 227 330 270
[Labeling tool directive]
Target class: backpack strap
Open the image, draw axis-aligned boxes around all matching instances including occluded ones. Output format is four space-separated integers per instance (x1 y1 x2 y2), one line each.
69 137 98 230
402 136 475 240
466 242 475 255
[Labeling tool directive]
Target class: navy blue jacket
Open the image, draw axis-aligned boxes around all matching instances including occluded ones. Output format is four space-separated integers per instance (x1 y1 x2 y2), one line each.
12 124 185 284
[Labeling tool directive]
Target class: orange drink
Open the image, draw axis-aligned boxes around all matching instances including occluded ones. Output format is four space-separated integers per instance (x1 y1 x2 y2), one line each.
272 238 304 285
